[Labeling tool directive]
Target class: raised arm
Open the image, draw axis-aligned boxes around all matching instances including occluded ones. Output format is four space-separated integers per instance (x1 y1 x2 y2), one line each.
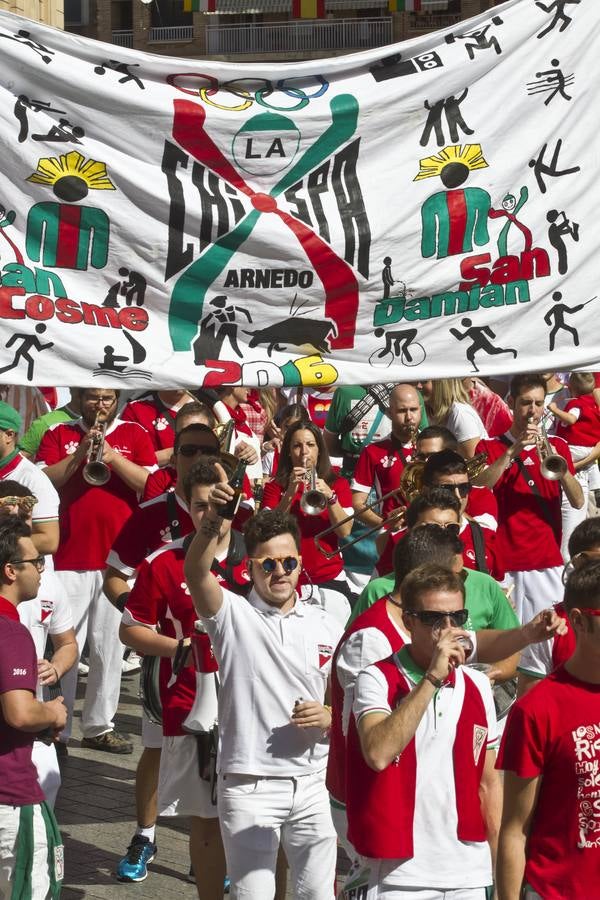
184 462 231 618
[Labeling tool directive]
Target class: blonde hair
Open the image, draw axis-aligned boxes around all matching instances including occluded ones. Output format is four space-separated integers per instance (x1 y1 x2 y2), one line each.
427 379 471 425
569 372 595 395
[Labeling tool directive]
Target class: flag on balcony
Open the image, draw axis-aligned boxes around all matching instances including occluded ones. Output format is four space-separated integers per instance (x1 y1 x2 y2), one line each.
388 0 422 11
183 0 215 11
291 0 325 18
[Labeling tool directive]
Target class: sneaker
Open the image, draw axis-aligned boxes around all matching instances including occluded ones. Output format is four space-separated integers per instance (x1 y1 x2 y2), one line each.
116 835 157 882
81 730 133 754
78 660 89 676
122 652 141 675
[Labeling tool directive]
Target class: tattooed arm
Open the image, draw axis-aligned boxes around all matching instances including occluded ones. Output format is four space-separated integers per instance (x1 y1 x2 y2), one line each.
184 462 233 619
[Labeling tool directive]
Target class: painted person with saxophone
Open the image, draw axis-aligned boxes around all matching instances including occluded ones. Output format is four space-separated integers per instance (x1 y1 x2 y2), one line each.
36 388 156 754
262 420 354 625
351 384 423 542
474 374 584 624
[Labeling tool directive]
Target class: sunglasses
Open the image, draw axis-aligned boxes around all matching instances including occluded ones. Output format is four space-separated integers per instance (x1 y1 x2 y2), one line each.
0 496 37 513
404 608 469 628
249 556 300 575
438 482 471 498
10 555 45 573
561 553 600 585
578 607 600 617
177 444 219 457
417 521 460 534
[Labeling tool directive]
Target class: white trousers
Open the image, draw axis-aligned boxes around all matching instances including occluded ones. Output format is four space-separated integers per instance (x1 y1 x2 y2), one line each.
560 446 596 560
0 804 56 899
31 742 61 809
341 864 488 900
329 800 357 866
506 567 563 624
57 569 124 740
218 769 337 899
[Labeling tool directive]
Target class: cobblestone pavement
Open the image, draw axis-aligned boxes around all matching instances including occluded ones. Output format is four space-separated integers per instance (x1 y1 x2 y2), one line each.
55 670 349 899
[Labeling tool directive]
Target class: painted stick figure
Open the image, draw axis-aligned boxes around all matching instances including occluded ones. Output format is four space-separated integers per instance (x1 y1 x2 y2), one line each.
544 291 587 351
450 319 517 373
547 209 579 275
0 324 54 382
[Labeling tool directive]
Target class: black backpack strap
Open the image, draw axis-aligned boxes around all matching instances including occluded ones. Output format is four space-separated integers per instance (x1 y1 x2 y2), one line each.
211 529 249 595
165 490 182 542
468 520 489 575
498 436 556 529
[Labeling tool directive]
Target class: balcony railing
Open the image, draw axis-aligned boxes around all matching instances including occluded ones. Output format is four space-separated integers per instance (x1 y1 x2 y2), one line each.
206 17 393 55
408 13 462 31
149 25 194 42
112 29 133 47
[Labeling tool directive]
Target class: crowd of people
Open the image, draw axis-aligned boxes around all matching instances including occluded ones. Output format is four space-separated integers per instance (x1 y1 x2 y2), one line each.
1 373 599 900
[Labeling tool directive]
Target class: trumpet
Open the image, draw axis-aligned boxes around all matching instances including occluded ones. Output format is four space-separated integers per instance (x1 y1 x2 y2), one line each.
300 458 328 516
531 415 567 481
83 413 110 486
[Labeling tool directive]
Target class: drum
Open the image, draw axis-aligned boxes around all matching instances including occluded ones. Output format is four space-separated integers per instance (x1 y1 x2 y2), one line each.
139 655 162 725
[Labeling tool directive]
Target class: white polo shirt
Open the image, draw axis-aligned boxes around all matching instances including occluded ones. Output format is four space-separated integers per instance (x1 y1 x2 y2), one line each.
201 587 343 776
18 570 73 701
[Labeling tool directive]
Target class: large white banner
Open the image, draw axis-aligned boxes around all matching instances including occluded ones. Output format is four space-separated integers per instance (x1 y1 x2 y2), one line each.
0 0 598 389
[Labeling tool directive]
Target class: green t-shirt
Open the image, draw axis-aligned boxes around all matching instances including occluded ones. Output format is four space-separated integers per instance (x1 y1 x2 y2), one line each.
349 568 519 633
19 407 77 457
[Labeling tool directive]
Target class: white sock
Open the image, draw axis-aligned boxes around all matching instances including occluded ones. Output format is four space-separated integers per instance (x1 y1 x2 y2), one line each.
136 825 156 842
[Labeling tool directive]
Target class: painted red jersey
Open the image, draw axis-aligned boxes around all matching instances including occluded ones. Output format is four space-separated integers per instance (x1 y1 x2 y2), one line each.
120 394 178 452
262 476 352 584
107 491 193 576
352 437 414 517
123 537 249 735
475 435 575 572
37 418 156 570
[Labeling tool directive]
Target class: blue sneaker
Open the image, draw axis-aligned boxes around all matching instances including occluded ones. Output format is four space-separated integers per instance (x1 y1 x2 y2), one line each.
116 835 157 882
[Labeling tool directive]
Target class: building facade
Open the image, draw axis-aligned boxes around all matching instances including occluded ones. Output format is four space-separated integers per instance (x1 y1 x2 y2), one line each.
64 0 505 62
1 0 64 28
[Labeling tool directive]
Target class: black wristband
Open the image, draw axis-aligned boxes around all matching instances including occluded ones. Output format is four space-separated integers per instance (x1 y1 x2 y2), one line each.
115 592 130 613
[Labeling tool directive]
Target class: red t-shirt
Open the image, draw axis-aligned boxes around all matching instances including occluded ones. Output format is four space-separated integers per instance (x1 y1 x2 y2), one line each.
107 491 194 576
466 484 498 532
0 598 45 806
120 394 177 453
376 518 501 580
352 437 415 518
556 395 600 448
262 477 352 584
123 537 250 735
143 466 176 501
475 435 575 572
37 418 156 570
497 666 600 899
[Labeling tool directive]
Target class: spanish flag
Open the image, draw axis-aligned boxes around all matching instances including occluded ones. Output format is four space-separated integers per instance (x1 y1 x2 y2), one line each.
292 0 325 18
183 0 216 11
388 0 421 10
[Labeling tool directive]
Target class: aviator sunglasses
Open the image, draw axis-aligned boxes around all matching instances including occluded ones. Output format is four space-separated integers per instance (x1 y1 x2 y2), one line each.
403 608 469 628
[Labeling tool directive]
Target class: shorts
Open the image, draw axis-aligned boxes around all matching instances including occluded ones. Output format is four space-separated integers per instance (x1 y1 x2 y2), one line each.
158 734 217 819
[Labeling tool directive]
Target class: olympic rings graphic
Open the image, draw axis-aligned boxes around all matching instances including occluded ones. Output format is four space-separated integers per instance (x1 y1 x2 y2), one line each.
166 73 329 112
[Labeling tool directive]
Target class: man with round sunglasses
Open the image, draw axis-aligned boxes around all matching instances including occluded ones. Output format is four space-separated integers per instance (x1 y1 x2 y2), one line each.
497 559 600 900
516 516 600 697
346 564 501 899
185 498 342 900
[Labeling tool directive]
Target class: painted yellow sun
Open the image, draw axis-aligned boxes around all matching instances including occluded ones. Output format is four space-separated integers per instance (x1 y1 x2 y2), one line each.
27 151 116 190
414 144 489 182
